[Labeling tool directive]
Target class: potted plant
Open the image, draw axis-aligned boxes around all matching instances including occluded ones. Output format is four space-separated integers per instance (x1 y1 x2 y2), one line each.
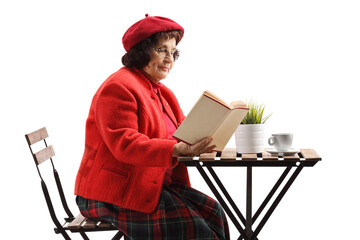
235 101 272 153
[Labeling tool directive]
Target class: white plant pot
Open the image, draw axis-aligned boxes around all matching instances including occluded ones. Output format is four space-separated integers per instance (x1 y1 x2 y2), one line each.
235 124 265 153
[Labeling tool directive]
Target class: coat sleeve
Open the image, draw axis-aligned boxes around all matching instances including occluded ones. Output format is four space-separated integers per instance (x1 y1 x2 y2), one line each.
93 82 178 168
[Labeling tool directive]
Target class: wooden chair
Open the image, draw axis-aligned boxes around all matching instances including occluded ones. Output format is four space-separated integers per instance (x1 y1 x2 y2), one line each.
25 127 125 240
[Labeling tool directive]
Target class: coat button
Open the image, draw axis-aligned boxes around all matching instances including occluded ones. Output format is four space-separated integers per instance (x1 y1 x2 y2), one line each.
152 181 158 185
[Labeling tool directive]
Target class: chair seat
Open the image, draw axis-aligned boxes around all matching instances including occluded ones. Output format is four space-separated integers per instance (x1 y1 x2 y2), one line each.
67 214 118 232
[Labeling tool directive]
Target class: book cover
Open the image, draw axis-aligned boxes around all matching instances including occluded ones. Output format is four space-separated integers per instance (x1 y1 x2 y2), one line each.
173 90 249 152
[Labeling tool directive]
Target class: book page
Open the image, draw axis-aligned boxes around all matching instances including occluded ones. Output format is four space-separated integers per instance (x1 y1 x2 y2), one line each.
173 94 229 144
210 108 248 151
230 100 247 109
203 90 230 108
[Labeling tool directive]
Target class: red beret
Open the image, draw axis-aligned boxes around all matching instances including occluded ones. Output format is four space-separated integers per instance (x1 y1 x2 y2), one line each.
122 14 184 52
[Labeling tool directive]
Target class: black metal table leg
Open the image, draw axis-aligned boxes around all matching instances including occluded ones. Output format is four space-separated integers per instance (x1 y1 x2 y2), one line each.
195 163 250 240
206 166 258 240
206 166 246 225
203 164 303 240
246 166 253 236
249 163 305 240
239 167 258 240
252 166 292 223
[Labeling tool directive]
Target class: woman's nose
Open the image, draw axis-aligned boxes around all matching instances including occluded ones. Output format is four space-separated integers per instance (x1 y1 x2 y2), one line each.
163 55 174 63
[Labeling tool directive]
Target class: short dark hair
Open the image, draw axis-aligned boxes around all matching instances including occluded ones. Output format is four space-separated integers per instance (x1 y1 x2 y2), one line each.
122 30 183 69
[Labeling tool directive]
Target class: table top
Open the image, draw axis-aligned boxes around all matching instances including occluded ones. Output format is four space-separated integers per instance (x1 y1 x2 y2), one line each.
178 148 321 167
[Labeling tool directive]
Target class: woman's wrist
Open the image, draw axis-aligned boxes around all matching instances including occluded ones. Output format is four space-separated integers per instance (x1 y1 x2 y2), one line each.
172 143 181 157
172 137 216 157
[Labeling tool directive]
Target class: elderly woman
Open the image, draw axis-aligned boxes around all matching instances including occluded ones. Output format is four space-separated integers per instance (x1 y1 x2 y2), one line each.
74 15 230 240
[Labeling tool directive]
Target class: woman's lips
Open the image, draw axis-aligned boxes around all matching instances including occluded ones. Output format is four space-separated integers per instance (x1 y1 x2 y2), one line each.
159 66 169 71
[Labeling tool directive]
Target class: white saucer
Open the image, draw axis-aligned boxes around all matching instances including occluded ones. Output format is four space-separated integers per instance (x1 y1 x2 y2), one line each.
266 148 300 156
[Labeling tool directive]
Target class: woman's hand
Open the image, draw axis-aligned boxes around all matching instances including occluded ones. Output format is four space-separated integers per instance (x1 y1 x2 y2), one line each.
172 137 217 157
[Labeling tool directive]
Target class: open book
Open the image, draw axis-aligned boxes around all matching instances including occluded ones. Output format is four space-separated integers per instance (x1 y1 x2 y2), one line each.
173 90 249 152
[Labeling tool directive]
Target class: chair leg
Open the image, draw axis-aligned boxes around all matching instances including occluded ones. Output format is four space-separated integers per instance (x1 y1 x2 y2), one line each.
57 229 72 240
79 232 90 240
111 231 124 240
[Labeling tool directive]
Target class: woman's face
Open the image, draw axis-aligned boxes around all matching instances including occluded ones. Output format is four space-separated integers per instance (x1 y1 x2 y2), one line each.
143 37 176 83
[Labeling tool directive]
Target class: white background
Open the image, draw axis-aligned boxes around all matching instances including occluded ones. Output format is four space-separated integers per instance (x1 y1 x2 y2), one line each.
1 0 359 239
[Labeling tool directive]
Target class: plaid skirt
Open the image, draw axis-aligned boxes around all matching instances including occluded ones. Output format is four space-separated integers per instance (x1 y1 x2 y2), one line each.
76 182 230 240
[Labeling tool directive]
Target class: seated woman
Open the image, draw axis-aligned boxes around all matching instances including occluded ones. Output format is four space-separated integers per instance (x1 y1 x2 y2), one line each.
74 14 230 240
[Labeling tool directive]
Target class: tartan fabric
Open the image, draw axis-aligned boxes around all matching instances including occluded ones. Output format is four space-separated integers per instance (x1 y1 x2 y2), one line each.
76 182 230 240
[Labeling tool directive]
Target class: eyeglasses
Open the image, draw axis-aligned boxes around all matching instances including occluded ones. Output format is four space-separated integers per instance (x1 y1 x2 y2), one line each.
152 47 179 60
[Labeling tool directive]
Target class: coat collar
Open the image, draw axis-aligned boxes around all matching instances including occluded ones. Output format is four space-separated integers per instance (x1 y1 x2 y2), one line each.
130 68 178 127
131 68 162 92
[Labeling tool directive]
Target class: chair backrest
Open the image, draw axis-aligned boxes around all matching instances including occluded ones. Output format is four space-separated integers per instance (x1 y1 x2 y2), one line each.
25 127 55 166
25 127 75 224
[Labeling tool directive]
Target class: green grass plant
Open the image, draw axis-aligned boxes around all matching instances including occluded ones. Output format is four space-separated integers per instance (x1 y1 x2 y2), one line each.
241 101 272 124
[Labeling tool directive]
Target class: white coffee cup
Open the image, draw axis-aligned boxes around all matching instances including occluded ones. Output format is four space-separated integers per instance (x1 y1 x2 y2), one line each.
268 133 293 152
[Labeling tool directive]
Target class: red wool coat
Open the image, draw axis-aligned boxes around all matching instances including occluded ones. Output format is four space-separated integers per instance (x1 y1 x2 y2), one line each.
74 67 190 213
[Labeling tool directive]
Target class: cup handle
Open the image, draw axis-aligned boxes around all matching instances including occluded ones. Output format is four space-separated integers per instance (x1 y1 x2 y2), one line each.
268 136 276 146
